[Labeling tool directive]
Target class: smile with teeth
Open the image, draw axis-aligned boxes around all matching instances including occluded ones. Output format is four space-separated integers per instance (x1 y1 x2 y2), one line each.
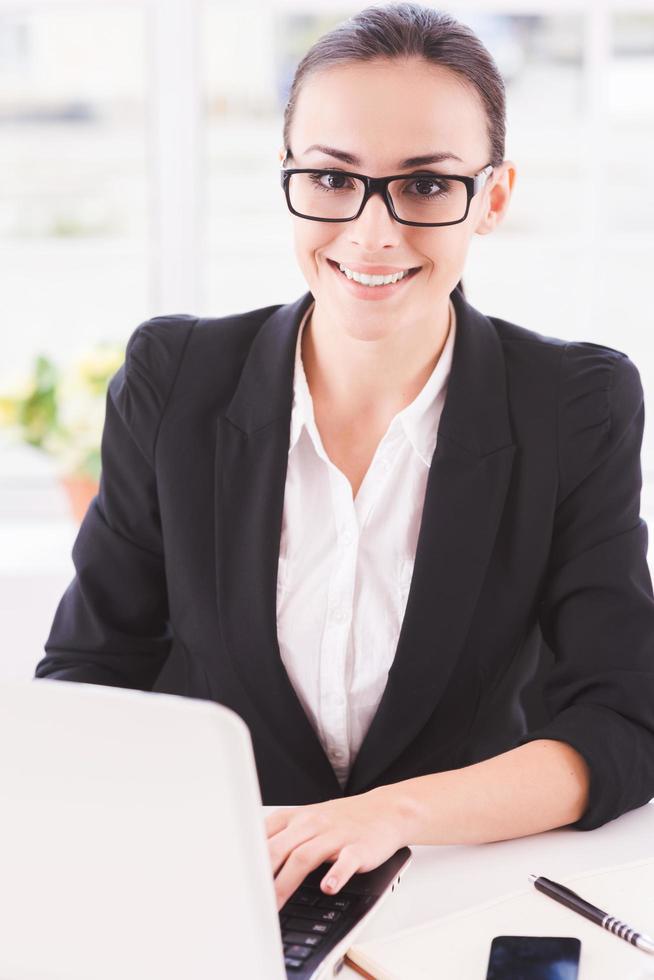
337 262 412 286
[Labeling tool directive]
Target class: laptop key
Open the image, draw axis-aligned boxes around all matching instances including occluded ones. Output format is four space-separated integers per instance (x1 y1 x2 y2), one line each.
283 931 323 947
315 895 351 910
285 945 313 960
284 904 342 922
284 956 305 969
319 909 340 922
288 888 321 906
286 918 332 934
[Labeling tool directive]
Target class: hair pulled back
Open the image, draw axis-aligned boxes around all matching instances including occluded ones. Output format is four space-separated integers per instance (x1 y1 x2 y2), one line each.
282 2 506 170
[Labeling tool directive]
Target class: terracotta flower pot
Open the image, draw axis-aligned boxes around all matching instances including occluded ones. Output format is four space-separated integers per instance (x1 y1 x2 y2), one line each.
60 474 99 524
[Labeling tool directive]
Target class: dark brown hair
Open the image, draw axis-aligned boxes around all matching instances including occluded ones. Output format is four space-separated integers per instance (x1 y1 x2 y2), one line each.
282 2 508 297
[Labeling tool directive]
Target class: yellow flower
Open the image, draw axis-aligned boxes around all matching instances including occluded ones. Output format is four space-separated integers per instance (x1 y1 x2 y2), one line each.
0 342 125 478
73 346 125 393
0 371 37 427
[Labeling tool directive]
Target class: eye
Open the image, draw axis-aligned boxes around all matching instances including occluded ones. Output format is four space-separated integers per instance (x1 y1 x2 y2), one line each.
307 171 355 192
403 175 452 198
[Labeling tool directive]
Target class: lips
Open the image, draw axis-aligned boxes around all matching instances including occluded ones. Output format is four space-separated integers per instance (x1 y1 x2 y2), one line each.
325 257 422 301
327 258 421 276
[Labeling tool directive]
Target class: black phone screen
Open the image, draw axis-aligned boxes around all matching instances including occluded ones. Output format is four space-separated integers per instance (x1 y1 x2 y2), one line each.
485 935 581 980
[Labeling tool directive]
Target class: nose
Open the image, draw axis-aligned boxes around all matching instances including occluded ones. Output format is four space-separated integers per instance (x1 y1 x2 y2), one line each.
347 187 403 250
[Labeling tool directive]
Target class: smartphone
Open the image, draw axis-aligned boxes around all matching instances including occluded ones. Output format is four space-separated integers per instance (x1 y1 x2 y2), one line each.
485 935 581 979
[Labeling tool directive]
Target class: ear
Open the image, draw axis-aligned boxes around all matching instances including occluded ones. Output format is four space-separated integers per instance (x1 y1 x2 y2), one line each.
474 160 516 236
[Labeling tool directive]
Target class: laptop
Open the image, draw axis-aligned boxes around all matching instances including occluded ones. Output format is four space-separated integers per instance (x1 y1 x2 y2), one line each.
0 679 412 979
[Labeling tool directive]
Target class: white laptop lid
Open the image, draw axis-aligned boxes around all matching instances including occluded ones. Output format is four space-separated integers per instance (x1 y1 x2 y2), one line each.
0 679 287 980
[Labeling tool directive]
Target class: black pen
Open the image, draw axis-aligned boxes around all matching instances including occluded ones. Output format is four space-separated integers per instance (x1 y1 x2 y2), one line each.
529 873 654 955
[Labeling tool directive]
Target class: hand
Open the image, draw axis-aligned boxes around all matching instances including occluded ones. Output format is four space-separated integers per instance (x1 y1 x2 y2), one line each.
264 786 408 910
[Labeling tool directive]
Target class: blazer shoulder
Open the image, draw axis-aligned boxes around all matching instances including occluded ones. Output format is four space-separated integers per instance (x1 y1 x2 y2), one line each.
109 314 198 467
489 311 634 364
111 303 288 463
487 314 570 389
485 312 643 498
189 301 286 363
489 313 569 351
194 300 287 339
125 313 197 386
126 300 284 377
488 311 639 392
489 312 631 363
557 340 643 501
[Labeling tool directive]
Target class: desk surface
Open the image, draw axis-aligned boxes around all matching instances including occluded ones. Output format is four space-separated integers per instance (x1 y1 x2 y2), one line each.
265 800 654 979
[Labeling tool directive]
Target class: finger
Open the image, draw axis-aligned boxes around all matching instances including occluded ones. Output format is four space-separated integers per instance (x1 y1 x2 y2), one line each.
269 820 322 877
274 834 341 910
319 844 363 896
268 811 329 876
264 808 293 837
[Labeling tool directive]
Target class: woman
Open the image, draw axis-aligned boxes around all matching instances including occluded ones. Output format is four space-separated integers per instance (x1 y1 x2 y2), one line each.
37 3 654 912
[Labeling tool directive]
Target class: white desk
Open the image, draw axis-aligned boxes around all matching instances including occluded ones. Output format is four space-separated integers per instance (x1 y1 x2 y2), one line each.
265 800 654 978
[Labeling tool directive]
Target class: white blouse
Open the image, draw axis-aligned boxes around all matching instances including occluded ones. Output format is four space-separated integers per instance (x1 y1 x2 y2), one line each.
276 298 457 788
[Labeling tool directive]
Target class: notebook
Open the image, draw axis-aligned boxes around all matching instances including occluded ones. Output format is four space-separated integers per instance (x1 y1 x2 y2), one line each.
346 857 654 979
0 678 411 980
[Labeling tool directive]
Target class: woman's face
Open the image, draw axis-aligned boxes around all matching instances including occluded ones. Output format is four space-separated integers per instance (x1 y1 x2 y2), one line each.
282 58 514 340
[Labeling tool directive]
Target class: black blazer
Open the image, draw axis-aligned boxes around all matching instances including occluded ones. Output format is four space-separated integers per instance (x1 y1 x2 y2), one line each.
36 287 654 830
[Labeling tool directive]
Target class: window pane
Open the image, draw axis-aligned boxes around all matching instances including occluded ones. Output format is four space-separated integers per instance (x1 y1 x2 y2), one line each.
202 4 311 316
609 11 654 121
0 4 150 376
595 244 654 467
606 12 654 233
462 12 587 236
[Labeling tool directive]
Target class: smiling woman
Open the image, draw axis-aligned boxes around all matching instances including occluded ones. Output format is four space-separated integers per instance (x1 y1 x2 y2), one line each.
36 0 654 923
280 56 511 352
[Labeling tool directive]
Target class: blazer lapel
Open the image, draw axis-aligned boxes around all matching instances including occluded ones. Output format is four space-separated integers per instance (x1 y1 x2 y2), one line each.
345 289 516 794
214 292 343 797
214 287 515 799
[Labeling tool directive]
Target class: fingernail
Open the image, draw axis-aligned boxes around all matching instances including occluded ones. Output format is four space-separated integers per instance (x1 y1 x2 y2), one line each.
325 876 337 890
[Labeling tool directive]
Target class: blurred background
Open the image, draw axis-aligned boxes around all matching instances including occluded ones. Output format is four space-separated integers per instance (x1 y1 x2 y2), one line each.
1 0 653 680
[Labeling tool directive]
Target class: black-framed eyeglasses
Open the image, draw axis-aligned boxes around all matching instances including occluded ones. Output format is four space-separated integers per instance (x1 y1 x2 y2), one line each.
279 152 494 227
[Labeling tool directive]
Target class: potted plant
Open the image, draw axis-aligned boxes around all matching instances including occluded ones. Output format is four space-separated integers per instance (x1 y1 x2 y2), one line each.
0 343 125 523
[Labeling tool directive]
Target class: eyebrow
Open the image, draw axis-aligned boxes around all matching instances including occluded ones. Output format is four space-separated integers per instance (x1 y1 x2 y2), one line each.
298 144 464 168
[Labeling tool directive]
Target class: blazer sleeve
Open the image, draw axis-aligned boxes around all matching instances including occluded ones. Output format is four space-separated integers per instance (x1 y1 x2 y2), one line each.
516 341 654 830
34 315 196 690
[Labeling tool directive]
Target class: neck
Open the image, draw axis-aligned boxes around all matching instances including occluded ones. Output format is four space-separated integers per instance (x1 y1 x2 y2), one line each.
301 297 453 421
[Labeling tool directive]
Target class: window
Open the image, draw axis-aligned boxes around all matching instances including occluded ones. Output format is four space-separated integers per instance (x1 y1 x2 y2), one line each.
0 3 150 377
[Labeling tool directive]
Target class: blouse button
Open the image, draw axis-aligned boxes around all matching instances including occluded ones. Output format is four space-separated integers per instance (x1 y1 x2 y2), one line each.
332 606 348 623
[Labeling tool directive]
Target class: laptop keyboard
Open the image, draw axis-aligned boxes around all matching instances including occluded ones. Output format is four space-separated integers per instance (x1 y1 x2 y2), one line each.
279 881 363 972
